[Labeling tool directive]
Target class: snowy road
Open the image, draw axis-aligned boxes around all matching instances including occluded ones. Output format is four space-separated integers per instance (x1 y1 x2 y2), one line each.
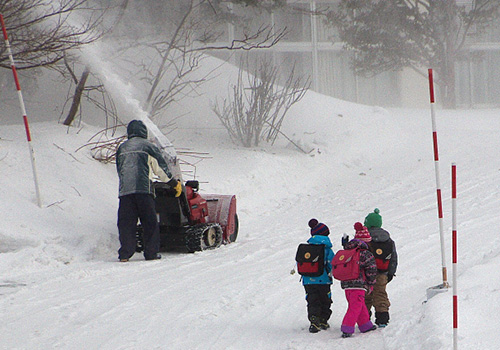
1 106 500 349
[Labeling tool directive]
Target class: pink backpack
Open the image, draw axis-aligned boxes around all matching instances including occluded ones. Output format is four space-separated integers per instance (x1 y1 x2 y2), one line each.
331 248 361 281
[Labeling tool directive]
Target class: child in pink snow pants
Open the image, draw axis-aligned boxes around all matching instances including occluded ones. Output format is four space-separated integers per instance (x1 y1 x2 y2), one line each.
339 223 378 338
341 289 373 334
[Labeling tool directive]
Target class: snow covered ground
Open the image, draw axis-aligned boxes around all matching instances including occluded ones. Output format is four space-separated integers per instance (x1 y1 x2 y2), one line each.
1 56 500 349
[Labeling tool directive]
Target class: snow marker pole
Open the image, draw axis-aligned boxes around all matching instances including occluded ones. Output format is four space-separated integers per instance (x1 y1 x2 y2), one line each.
428 68 448 287
1 14 42 207
452 163 458 350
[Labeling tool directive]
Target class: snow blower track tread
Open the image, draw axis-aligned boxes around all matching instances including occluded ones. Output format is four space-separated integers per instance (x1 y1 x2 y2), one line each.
185 223 223 253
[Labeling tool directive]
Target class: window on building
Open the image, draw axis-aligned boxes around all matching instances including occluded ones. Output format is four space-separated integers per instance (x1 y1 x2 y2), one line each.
273 4 312 42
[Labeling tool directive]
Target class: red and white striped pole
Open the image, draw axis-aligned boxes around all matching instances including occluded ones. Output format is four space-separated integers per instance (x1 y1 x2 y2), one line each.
428 68 448 287
452 162 458 349
1 14 42 207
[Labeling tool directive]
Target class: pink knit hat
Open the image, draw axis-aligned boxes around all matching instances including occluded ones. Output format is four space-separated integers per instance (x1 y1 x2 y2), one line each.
354 222 372 242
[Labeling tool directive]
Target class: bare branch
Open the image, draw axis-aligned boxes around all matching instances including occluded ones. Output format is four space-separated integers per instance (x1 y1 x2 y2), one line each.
212 56 309 148
190 25 287 52
0 0 108 70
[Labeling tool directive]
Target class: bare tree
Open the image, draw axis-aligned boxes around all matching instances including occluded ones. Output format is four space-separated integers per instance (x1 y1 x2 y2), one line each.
59 0 287 126
59 59 120 129
110 0 287 122
62 64 90 126
0 0 106 70
212 56 310 148
60 0 130 126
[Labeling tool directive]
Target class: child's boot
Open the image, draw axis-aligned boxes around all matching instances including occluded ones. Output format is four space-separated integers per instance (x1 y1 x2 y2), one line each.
319 318 330 330
362 325 377 333
360 321 377 333
309 316 321 333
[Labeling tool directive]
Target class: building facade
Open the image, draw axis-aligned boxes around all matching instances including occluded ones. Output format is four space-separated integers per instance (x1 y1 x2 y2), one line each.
212 0 500 108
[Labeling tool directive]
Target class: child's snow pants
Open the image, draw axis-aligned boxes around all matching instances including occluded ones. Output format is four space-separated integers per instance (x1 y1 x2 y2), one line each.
304 284 332 322
365 273 390 312
341 289 374 334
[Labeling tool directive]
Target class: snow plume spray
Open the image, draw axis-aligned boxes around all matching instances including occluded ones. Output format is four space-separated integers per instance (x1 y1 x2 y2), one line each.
0 14 42 207
80 43 182 180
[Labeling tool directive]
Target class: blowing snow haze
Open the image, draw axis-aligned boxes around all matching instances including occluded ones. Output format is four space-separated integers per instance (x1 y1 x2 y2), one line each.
1 2 500 349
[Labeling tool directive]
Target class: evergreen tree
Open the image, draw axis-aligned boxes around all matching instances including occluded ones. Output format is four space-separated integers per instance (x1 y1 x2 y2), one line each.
328 0 500 108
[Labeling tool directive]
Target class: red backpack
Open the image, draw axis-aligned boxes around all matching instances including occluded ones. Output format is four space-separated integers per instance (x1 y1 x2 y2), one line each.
370 240 393 271
295 243 325 277
331 248 361 281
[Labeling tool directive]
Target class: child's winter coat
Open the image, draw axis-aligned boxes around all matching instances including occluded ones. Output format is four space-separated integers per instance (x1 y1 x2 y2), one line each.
339 239 377 291
368 226 398 278
302 235 334 285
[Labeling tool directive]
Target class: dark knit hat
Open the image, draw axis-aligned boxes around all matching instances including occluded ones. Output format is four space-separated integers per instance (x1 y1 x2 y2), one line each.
364 208 382 228
309 219 330 236
354 222 372 242
308 218 319 229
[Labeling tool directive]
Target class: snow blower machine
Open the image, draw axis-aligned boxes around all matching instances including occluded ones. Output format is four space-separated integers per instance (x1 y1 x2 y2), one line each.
134 120 238 253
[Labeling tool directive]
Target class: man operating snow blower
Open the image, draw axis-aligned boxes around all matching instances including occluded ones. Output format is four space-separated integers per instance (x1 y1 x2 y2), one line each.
116 120 182 262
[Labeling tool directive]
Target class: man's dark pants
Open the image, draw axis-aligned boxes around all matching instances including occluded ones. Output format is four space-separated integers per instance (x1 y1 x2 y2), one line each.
118 193 160 260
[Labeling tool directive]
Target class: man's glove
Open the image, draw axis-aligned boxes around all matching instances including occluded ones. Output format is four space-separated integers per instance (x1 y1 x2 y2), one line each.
174 180 182 197
387 274 394 283
166 178 182 197
166 178 177 187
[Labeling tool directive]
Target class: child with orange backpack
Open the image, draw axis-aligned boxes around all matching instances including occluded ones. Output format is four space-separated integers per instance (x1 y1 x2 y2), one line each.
295 219 335 333
363 208 398 327
337 222 377 338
